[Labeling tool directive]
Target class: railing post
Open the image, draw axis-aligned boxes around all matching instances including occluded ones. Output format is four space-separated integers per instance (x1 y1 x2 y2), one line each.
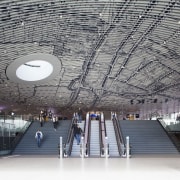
105 136 109 158
126 136 130 158
59 136 63 158
80 136 84 158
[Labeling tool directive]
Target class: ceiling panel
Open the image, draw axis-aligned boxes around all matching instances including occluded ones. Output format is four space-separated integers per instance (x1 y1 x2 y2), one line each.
0 0 179 116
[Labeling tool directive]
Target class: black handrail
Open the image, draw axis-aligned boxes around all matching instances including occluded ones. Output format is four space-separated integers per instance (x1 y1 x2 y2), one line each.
103 117 109 156
86 114 91 157
99 116 104 156
103 117 107 138
81 112 90 157
64 117 76 157
112 117 125 156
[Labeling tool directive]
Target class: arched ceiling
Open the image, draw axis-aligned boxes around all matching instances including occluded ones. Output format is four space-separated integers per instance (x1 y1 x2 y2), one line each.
0 0 179 115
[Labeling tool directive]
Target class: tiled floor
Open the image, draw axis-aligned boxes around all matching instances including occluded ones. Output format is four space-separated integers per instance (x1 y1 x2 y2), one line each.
1 155 180 180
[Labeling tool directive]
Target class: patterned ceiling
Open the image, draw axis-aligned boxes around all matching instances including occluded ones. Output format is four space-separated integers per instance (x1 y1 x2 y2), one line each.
0 0 179 115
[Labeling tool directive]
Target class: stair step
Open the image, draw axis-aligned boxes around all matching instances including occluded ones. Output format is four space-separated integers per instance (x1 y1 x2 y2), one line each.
119 120 179 155
12 120 71 155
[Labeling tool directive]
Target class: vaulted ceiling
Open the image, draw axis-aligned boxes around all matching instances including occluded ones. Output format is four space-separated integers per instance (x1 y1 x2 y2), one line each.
0 0 179 115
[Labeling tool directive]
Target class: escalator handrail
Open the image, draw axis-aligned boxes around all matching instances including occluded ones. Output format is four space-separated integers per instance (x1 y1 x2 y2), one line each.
99 117 104 156
112 117 125 156
83 113 91 156
86 114 91 156
64 117 76 156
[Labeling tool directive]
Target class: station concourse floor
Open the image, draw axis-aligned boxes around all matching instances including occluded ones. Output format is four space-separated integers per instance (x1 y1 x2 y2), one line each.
0 154 180 180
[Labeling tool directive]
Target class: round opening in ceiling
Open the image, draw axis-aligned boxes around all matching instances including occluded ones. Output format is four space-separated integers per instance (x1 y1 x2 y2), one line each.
6 53 61 84
16 60 53 81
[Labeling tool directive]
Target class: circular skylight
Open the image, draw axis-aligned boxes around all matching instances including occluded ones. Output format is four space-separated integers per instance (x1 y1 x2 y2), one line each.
16 60 53 81
6 53 61 84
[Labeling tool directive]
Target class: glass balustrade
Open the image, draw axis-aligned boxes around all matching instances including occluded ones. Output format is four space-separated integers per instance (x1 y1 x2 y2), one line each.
158 117 180 132
0 115 32 155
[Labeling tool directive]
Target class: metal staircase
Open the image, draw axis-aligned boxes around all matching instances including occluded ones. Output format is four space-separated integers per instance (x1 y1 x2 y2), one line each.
12 120 71 155
119 120 179 154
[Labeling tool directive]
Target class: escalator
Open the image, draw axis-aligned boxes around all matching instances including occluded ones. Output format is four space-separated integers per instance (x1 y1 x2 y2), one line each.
90 120 100 157
105 120 119 157
70 121 85 157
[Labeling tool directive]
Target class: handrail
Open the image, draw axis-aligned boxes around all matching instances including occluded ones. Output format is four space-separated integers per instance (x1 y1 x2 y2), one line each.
100 112 109 157
65 117 75 144
85 113 91 157
82 112 90 157
103 117 107 138
103 117 109 157
64 117 76 157
112 117 125 156
99 116 104 156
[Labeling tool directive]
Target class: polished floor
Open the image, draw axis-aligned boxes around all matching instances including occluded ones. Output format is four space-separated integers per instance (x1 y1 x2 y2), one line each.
1 155 180 180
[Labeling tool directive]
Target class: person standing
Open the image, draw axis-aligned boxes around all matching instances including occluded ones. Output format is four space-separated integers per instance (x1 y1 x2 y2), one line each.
39 116 43 127
73 124 83 145
52 115 56 131
77 108 83 123
35 130 43 147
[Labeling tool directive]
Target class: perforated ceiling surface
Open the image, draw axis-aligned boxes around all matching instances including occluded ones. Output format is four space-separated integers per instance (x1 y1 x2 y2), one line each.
0 0 179 115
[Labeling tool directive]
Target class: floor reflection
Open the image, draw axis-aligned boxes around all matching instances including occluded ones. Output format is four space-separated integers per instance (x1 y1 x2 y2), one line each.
0 155 180 180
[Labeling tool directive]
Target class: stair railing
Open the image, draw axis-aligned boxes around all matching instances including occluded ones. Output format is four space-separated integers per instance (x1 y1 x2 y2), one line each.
157 119 180 152
63 116 76 157
112 113 126 157
100 112 109 157
103 115 109 158
10 120 32 155
84 112 91 157
99 115 104 157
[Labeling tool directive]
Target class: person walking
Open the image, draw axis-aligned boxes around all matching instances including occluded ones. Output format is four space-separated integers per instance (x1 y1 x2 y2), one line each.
35 130 43 147
73 124 83 145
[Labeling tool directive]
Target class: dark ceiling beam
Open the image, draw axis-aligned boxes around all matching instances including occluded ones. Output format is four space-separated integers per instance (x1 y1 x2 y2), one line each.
99 0 177 107
106 1 163 85
126 61 153 82
67 1 132 107
145 47 180 75
147 38 180 61
146 70 175 89
112 0 176 81
149 82 180 96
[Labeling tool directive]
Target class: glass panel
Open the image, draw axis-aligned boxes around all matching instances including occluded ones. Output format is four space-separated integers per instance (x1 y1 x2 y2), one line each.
0 115 32 156
158 118 180 132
